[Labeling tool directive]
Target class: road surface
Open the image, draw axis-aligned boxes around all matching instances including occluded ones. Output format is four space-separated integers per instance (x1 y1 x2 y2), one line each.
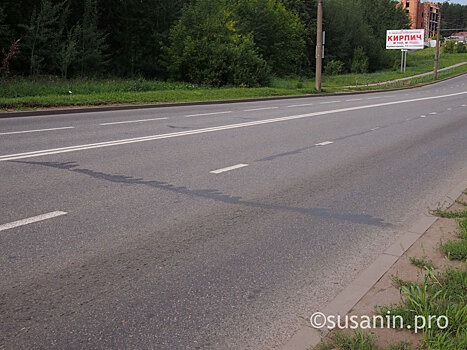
1 75 466 349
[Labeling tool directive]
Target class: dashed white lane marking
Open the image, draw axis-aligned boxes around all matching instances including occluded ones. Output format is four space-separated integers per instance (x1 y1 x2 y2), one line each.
370 127 380 131
0 211 67 232
99 117 168 126
367 96 382 100
210 164 248 174
315 141 334 146
447 108 452 111
420 115 427 118
244 107 279 112
345 98 363 102
0 126 74 136
287 103 314 108
462 104 466 107
429 112 437 115
185 111 232 118
320 101 341 104
1 90 465 162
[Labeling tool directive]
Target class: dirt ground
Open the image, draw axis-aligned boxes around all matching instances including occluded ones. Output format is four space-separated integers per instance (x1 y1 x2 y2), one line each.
323 191 466 348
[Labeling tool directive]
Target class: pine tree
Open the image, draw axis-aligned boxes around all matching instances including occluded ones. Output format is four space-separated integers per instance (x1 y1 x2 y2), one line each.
79 0 108 76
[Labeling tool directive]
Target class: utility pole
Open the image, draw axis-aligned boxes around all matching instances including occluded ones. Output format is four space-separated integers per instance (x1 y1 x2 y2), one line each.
316 0 323 92
433 11 441 80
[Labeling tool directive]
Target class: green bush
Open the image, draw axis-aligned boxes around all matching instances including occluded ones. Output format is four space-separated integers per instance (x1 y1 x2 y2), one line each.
456 42 466 54
446 41 467 54
324 59 344 75
351 47 369 73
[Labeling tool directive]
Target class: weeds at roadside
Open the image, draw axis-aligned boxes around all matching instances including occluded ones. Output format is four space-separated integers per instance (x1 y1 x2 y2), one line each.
409 256 435 270
318 330 377 350
379 267 467 350
440 218 467 261
432 208 467 219
391 275 417 289
441 240 467 260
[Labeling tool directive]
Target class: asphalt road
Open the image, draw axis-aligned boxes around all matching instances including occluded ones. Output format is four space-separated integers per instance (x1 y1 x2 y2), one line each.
1 76 466 349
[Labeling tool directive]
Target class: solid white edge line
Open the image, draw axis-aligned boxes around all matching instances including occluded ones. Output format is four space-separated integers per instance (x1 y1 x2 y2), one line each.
315 141 334 146
185 111 232 118
0 211 67 232
0 127 75 136
99 117 168 126
1 90 466 162
210 164 249 174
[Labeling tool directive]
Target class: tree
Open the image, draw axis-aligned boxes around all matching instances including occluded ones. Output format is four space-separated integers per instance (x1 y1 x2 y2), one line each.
282 0 318 75
323 0 410 73
23 0 68 76
59 24 79 79
233 0 306 76
165 0 270 86
440 1 467 35
78 0 108 76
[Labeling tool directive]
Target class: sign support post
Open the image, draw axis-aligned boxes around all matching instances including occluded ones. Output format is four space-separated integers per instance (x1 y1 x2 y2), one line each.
315 0 323 92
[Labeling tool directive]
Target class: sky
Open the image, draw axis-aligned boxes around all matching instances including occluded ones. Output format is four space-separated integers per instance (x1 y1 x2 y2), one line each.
448 0 467 4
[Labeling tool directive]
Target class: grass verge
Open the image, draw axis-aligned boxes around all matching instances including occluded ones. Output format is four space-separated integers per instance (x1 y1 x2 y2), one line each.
0 48 466 111
319 193 467 350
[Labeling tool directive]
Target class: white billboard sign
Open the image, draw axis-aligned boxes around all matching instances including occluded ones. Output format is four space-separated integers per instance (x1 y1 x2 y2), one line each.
386 29 425 49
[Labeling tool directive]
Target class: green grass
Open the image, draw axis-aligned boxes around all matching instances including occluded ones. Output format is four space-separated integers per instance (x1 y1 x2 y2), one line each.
441 218 467 261
0 47 465 111
441 240 467 260
318 330 377 350
380 267 467 350
318 330 413 350
432 209 467 219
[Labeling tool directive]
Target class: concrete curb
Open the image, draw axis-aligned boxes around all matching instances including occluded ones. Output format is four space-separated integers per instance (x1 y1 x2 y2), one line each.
1 72 465 119
282 179 467 350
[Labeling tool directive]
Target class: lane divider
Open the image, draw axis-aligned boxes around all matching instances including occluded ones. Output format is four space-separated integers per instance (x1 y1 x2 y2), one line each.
1 90 465 162
210 164 249 174
0 126 74 136
315 141 334 146
99 117 168 126
185 111 232 118
0 211 67 232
